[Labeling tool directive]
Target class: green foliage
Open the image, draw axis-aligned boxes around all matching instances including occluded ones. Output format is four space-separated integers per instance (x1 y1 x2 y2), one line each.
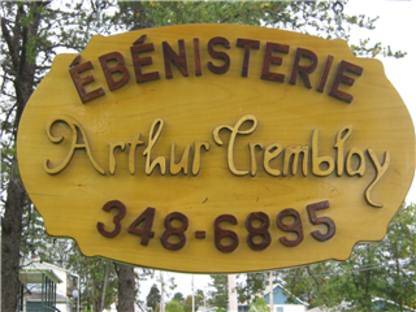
281 203 416 311
173 292 185 305
166 300 186 312
207 274 228 309
237 273 268 304
183 295 192 312
195 289 205 311
182 289 205 312
249 298 269 312
108 0 406 62
147 284 161 311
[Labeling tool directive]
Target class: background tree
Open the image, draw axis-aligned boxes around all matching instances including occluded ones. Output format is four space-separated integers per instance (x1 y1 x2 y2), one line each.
172 292 185 305
0 2 70 310
147 284 161 312
166 300 186 312
248 298 269 312
0 1 140 311
183 291 204 312
281 203 416 311
237 273 269 304
195 289 205 311
117 264 136 312
207 274 228 309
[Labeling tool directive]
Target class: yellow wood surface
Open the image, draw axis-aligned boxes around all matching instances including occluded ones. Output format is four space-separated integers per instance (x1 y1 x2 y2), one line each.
17 24 415 273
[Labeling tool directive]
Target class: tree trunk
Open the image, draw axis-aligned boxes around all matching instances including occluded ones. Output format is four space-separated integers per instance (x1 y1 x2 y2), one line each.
117 263 135 312
1 177 25 312
99 263 110 312
1 3 43 310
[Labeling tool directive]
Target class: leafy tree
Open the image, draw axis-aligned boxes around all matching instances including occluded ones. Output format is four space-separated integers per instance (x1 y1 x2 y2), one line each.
173 292 185 305
281 203 416 311
0 2 86 310
237 273 269 304
65 243 118 312
182 289 205 312
183 295 193 312
249 298 269 312
207 274 228 309
195 289 205 311
147 284 161 312
166 300 186 312
0 1 141 311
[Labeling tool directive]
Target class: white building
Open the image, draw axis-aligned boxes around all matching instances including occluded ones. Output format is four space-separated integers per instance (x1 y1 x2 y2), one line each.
264 283 308 312
19 260 79 312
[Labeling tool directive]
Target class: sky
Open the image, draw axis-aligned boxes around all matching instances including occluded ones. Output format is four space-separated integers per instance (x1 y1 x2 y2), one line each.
137 0 416 301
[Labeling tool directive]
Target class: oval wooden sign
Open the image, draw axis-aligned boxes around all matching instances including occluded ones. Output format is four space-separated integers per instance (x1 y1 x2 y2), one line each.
17 24 415 273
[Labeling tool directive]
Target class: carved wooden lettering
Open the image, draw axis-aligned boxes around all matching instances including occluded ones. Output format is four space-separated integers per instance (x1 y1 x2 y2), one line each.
249 143 264 177
130 35 160 83
69 60 105 103
214 214 239 253
307 201 336 242
42 115 392 208
334 125 352 176
276 208 304 247
97 200 126 238
193 38 202 76
207 37 231 75
160 212 189 250
170 143 191 175
289 48 318 88
109 141 126 175
263 143 283 177
365 149 390 208
245 212 271 251
99 52 130 91
192 141 210 176
329 60 363 103
236 38 260 77
143 119 166 175
346 147 366 177
213 115 258 176
163 40 188 79
128 133 144 175
311 128 335 177
127 207 156 246
283 145 308 177
317 55 334 92
44 116 105 175
261 42 289 82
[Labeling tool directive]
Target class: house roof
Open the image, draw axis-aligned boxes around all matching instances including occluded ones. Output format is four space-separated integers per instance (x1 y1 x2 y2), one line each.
20 269 62 284
19 260 65 284
264 283 308 306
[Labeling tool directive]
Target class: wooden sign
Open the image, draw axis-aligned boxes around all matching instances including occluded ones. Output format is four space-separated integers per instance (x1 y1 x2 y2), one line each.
17 24 415 273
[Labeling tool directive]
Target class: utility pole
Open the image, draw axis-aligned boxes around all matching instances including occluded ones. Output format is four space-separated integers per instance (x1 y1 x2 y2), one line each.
269 272 274 312
0 217 2 307
160 272 165 312
228 275 237 312
192 275 195 312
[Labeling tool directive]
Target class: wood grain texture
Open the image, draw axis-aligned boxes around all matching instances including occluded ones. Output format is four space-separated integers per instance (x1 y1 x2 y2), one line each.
17 24 415 273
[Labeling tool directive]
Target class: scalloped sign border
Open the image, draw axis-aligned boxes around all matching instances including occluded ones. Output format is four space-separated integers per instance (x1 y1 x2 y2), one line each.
17 24 415 273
